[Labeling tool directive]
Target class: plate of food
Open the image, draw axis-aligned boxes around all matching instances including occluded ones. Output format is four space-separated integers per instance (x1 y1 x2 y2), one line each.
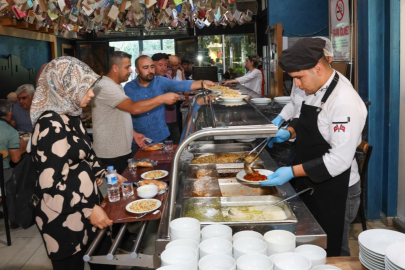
137 179 167 192
141 170 169 180
143 143 164 151
125 199 162 214
219 95 248 103
236 169 273 184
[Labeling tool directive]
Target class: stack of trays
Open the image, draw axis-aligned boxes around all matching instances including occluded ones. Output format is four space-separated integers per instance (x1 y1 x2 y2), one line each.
385 242 405 270
358 229 405 270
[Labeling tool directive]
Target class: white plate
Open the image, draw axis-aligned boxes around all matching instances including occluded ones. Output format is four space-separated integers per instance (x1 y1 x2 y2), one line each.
125 199 162 214
236 169 274 185
359 253 384 270
386 241 405 268
141 170 169 180
358 229 405 256
219 95 247 103
251 98 271 105
274 97 291 101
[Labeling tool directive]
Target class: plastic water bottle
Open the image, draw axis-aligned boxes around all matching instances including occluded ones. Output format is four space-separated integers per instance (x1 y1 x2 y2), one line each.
106 166 120 202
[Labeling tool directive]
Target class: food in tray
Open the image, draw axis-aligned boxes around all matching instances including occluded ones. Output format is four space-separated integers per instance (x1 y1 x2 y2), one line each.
139 179 167 191
196 168 215 179
144 143 164 151
129 199 158 212
210 85 231 91
184 204 288 222
191 153 260 164
143 170 166 179
243 170 267 181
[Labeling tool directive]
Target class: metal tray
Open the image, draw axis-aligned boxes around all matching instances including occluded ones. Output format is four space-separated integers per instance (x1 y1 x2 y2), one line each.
186 164 219 180
183 179 222 198
181 196 298 225
218 178 279 197
188 143 254 154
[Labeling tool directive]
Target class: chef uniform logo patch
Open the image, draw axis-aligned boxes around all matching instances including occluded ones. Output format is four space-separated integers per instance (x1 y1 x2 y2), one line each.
334 124 346 132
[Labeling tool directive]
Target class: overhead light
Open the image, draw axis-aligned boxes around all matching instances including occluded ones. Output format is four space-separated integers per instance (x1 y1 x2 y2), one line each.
197 55 203 61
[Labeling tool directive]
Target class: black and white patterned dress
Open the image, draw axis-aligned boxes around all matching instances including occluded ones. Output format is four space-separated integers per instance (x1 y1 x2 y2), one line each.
31 111 105 260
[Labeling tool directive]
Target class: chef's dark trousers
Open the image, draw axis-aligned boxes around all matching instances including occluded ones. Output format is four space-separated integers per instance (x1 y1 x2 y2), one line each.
341 180 361 256
51 234 115 270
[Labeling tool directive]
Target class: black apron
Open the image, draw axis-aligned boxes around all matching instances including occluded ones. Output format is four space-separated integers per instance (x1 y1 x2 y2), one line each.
292 73 350 257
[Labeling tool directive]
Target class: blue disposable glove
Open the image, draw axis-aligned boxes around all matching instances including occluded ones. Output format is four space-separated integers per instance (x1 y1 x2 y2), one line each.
260 167 294 186
267 129 291 148
272 115 284 128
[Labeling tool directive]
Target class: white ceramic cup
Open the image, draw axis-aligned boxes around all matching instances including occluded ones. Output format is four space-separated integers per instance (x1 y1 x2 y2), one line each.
169 217 200 240
199 254 236 270
311 265 342 270
199 238 233 258
272 252 311 270
264 230 296 255
160 246 198 269
233 238 267 260
232 230 264 243
237 253 274 270
294 244 327 267
201 224 233 242
165 239 199 251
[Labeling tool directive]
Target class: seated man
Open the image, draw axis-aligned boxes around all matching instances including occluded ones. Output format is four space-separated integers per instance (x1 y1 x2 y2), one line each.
11 84 34 133
0 100 26 185
124 55 215 154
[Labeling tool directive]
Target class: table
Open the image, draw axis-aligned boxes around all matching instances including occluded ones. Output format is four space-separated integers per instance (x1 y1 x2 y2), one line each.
327 257 366 269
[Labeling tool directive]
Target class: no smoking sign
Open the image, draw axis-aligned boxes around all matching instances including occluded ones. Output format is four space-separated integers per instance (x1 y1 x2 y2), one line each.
336 0 344 21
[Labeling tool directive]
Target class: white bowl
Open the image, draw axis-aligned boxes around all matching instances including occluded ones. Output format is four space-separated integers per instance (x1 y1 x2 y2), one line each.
311 265 342 270
199 238 233 258
169 218 200 239
233 238 267 260
137 185 158 199
233 230 264 243
294 244 326 267
201 224 233 242
199 254 236 270
166 239 199 251
251 98 272 105
157 266 189 270
264 230 296 255
161 246 198 269
273 252 311 270
237 253 273 270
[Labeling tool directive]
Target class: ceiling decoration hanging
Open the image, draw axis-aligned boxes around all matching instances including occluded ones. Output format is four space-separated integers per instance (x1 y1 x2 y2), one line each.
0 0 253 36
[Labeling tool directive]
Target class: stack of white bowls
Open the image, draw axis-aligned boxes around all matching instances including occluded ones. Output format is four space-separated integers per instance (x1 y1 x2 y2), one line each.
169 217 201 242
160 246 198 270
237 253 273 270
201 224 233 242
295 244 326 268
264 230 296 255
358 229 405 270
385 242 405 269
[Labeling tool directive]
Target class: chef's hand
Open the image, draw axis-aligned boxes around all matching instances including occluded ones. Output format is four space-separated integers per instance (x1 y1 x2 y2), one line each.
161 93 181 105
222 80 235 85
260 167 294 186
89 205 113 229
134 132 146 148
272 115 284 128
267 129 291 148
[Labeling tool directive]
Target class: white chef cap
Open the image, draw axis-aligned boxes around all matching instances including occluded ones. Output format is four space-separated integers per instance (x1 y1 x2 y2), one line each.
313 36 334 57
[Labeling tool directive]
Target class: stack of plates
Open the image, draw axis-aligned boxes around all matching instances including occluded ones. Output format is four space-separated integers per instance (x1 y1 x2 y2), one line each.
385 242 405 269
251 98 271 105
274 97 291 105
358 229 405 270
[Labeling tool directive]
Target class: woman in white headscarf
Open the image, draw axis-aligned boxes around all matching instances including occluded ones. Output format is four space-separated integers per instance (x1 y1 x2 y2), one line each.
30 57 122 270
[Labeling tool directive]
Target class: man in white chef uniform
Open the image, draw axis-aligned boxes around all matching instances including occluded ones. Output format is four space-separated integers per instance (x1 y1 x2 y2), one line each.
262 38 367 257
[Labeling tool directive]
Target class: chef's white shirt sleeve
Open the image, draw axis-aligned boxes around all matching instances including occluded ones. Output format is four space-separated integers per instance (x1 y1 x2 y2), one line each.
302 101 365 183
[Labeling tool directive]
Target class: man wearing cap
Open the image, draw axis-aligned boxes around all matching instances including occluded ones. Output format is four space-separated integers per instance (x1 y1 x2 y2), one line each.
261 38 367 256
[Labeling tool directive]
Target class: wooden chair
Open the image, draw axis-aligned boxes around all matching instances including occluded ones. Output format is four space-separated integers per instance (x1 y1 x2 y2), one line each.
0 150 12 245
356 141 373 231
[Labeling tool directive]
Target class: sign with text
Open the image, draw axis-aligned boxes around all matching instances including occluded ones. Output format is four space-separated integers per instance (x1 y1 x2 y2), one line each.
330 0 350 61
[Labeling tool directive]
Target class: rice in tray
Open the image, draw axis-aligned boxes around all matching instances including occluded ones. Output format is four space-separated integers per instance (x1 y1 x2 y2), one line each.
191 153 259 164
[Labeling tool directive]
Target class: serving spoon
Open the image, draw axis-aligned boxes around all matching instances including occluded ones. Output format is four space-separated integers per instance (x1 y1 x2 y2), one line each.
243 138 274 175
235 138 270 163
228 188 314 216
